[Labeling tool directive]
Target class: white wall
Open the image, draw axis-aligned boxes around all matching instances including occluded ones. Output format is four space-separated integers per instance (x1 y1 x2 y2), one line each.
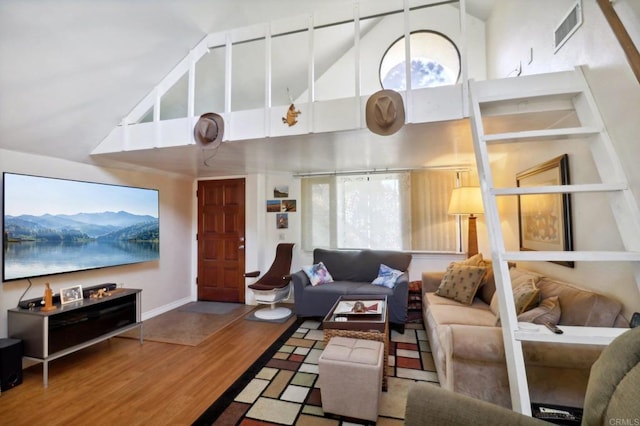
484 0 640 319
243 171 463 302
244 173 301 304
0 149 194 337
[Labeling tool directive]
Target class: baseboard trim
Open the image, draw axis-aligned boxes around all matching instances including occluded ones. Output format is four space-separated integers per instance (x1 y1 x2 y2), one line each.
141 296 192 321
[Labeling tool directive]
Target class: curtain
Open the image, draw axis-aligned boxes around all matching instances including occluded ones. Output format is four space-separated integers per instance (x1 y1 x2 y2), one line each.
336 173 409 250
301 169 457 251
410 170 458 251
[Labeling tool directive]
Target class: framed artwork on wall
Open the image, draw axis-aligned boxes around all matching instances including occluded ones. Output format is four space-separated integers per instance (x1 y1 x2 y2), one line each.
516 154 574 268
277 213 288 229
274 185 289 198
267 200 281 212
282 199 296 212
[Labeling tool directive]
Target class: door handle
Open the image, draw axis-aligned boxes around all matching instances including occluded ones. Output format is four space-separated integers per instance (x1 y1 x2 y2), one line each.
239 245 245 250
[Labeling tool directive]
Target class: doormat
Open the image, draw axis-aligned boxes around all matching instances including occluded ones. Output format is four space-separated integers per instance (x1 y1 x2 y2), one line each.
118 303 255 346
178 301 246 315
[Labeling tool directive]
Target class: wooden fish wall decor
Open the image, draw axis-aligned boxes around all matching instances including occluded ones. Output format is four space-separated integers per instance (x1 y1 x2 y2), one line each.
282 103 301 127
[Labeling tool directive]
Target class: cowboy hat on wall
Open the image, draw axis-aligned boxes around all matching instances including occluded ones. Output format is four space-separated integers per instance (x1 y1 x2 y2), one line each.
194 112 224 149
365 89 405 136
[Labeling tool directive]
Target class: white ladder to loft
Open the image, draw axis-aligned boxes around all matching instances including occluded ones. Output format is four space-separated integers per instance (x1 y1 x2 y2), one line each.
468 66 640 415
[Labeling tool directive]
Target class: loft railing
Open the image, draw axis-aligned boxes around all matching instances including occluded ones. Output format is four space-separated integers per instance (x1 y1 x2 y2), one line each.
95 0 491 152
119 0 474 128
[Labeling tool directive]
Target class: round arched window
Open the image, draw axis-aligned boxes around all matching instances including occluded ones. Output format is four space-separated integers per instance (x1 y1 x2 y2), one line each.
379 30 461 91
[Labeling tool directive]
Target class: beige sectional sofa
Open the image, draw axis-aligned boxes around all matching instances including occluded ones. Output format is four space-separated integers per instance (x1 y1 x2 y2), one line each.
422 262 628 409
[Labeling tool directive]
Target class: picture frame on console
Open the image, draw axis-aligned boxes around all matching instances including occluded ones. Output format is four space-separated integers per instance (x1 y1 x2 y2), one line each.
60 285 83 304
516 154 574 268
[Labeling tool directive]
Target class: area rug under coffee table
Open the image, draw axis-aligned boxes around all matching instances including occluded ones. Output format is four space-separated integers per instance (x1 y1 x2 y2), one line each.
194 319 439 425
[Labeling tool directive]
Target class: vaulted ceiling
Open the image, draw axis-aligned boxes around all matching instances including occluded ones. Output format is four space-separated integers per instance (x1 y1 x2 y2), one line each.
0 0 497 177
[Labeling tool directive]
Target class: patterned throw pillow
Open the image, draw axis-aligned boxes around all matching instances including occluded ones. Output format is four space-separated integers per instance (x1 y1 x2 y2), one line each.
372 264 404 289
491 277 541 325
518 296 561 325
303 262 334 286
512 278 541 314
490 269 542 317
435 263 487 305
457 253 484 266
453 254 497 304
509 268 543 289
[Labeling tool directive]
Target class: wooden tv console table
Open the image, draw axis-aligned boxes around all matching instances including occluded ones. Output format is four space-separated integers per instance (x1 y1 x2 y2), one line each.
8 288 142 387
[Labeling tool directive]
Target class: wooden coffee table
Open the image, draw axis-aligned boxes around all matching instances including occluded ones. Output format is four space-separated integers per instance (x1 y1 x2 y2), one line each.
322 295 389 390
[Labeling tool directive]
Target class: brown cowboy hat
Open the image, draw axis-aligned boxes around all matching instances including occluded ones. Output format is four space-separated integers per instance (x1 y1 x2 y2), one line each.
365 90 405 136
194 112 224 147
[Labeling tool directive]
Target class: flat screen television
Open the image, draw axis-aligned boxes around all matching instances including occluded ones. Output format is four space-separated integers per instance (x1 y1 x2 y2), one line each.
3 172 159 282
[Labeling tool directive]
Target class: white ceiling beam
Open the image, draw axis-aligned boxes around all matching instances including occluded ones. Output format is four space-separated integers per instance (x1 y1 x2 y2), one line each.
307 14 315 134
404 0 412 123
225 34 232 118
354 2 362 128
265 24 272 136
460 0 469 117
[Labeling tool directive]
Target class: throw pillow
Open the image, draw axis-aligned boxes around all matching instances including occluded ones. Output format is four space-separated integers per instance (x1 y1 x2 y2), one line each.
372 264 404 289
518 296 562 325
435 263 487 305
457 253 484 267
512 278 541 314
303 262 334 286
490 269 543 317
452 254 498 304
453 253 491 303
509 268 543 289
478 261 517 305
491 273 542 325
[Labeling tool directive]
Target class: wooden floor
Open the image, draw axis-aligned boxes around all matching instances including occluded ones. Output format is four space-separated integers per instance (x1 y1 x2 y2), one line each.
0 313 296 426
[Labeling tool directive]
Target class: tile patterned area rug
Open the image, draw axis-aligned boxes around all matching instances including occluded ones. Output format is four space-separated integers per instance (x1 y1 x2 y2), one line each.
194 319 439 425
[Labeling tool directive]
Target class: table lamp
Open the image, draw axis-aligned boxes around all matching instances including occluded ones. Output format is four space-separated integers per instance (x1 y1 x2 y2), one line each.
448 186 483 257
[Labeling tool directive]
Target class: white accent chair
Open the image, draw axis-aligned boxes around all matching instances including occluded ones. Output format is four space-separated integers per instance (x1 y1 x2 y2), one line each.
245 243 294 320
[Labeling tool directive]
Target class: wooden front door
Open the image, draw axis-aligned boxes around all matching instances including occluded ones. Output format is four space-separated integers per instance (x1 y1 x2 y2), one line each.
197 178 246 303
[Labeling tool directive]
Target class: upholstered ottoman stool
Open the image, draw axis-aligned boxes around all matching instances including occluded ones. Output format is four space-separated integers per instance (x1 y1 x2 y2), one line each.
318 336 384 422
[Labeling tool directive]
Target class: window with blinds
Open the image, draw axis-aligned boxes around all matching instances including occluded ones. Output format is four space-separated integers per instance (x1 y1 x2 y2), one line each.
301 170 458 251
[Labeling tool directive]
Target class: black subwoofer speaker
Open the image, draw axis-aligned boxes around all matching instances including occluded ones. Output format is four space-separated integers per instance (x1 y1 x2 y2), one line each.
0 338 23 391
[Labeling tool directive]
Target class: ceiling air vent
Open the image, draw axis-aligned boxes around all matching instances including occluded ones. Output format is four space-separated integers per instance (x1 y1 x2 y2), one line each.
555 1 583 52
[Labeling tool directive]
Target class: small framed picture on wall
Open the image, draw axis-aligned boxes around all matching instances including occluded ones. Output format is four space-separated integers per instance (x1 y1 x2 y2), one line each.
267 199 281 212
274 185 289 198
282 199 296 212
277 213 288 229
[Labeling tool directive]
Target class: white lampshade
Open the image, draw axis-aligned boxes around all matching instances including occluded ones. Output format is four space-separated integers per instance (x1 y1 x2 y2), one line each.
448 186 483 216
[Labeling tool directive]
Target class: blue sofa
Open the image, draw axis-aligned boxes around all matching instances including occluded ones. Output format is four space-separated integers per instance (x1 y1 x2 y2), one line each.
292 248 412 332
